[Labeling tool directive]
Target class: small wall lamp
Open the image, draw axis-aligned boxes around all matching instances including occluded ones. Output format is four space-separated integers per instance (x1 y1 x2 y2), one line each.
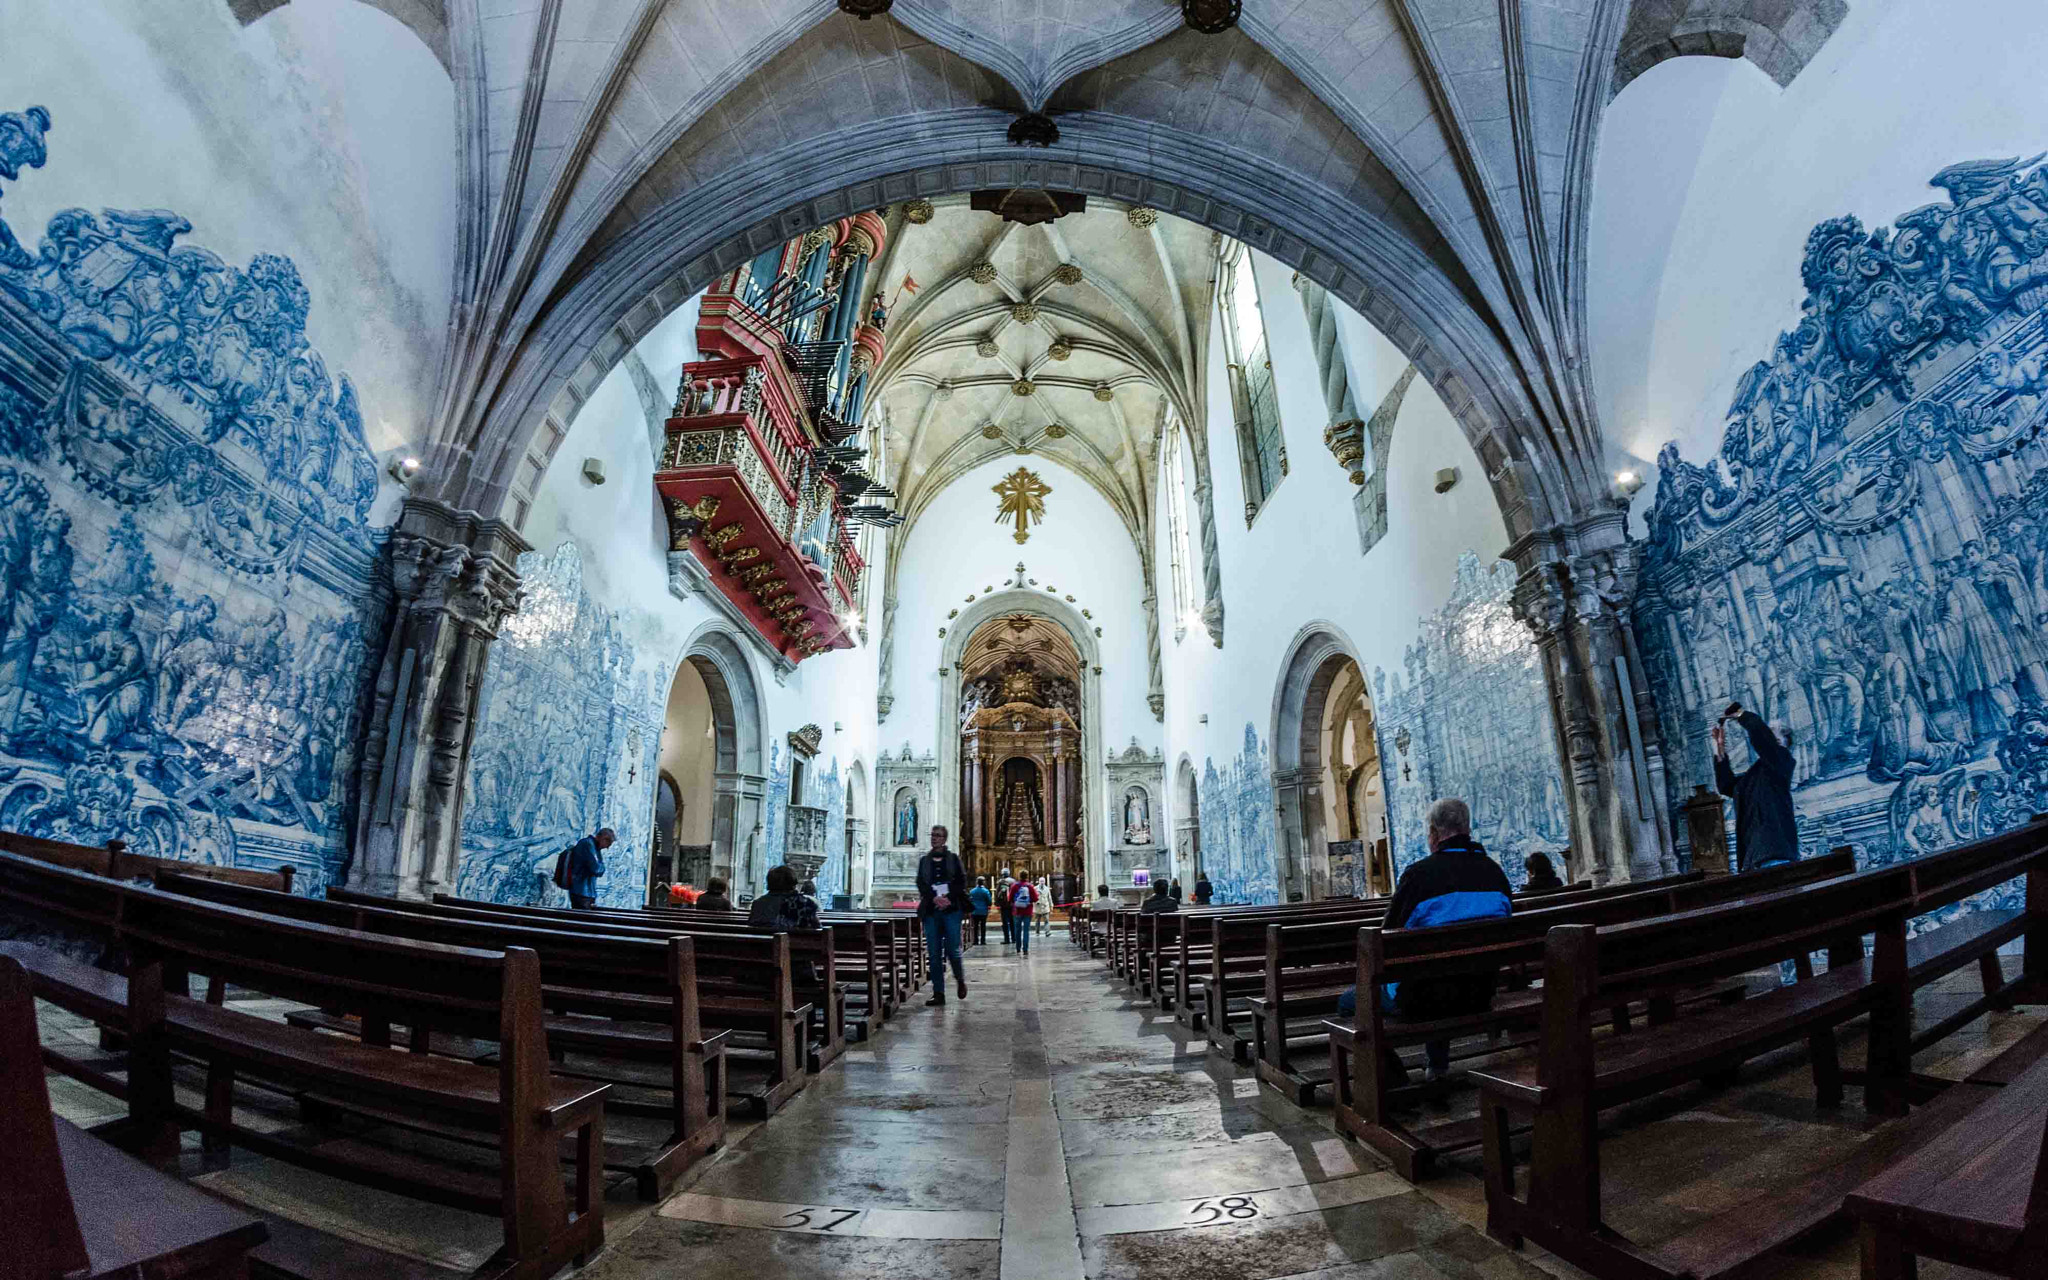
1613 469 1645 500
387 454 421 485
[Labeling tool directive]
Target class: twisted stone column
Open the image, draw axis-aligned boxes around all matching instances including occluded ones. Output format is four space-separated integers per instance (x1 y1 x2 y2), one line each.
350 498 527 899
1509 509 1675 885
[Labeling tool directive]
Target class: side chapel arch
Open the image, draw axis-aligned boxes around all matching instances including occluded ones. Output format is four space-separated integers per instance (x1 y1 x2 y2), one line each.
666 622 769 894
1273 623 1387 902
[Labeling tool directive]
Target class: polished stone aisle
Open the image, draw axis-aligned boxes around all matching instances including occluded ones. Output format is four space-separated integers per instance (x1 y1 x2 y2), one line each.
580 929 1550 1280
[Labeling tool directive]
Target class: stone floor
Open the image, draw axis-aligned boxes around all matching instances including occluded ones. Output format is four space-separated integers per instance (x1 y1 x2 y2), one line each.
39 930 2039 1280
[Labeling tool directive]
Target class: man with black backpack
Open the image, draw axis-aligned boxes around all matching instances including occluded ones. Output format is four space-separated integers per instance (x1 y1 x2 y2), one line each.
554 828 613 909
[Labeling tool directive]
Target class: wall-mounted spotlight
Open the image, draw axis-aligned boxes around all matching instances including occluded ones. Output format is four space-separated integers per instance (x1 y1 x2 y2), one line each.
582 457 607 486
387 454 421 485
1613 469 1644 500
1433 466 1460 495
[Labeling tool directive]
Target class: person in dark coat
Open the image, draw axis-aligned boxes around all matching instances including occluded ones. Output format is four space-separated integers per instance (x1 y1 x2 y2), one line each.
748 864 819 931
566 828 613 909
1336 798 1512 1081
1713 704 1800 870
916 825 970 1005
1521 851 1565 893
1192 873 1213 905
694 877 733 912
1138 880 1177 914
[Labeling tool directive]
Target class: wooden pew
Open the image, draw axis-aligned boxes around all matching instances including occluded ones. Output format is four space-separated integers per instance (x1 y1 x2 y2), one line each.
1320 851 1855 1173
1187 873 1708 1054
634 903 894 1028
411 891 849 1076
342 890 828 1093
1844 1053 2048 1280
0 831 295 892
2 952 273 1280
0 851 608 1280
160 875 731 1195
1472 822 2048 1280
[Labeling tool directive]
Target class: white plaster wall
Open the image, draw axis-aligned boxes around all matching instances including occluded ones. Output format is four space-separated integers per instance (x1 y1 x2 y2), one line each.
888 453 1155 809
4 0 458 457
1590 0 2048 506
1158 248 1510 880
518 295 882 895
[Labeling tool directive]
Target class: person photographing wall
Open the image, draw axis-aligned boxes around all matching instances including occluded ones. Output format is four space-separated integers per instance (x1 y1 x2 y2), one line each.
1712 702 1799 871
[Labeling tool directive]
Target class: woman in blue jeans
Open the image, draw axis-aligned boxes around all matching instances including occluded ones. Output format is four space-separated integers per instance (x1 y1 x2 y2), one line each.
915 826 970 1005
1008 876 1038 954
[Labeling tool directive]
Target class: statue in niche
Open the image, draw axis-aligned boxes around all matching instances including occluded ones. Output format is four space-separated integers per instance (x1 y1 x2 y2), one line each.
1123 786 1151 846
894 788 918 847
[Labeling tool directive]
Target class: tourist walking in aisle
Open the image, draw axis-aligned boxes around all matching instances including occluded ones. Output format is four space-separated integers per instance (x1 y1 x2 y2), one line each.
1008 874 1038 954
564 827 613 909
997 868 1017 949
1033 874 1053 936
917 826 970 1005
968 878 992 946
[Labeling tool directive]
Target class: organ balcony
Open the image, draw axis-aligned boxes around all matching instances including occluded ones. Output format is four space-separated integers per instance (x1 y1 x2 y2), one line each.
653 219 894 664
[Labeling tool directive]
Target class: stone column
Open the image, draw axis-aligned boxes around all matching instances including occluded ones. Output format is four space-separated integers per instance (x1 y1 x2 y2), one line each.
1508 509 1676 885
713 768 768 890
1141 590 1164 720
1271 766 1320 903
875 592 899 721
350 498 528 899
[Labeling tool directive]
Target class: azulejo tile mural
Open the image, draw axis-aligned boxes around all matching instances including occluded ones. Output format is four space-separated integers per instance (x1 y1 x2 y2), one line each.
1198 723 1279 905
0 104 385 890
457 541 661 907
1637 152 2048 920
1374 552 1570 891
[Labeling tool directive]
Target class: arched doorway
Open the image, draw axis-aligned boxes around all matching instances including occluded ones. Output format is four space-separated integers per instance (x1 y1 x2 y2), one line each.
1274 625 1388 901
653 660 716 900
1174 755 1201 886
652 625 769 899
955 611 1085 902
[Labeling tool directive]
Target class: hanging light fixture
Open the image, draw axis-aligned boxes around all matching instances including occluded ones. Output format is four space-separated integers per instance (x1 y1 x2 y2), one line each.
1182 0 1241 34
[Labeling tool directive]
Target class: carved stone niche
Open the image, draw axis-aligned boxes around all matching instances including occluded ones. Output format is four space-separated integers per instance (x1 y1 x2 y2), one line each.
1104 738 1166 885
875 742 940 894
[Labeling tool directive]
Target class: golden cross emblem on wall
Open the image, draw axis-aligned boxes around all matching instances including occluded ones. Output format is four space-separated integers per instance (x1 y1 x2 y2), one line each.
993 467 1051 544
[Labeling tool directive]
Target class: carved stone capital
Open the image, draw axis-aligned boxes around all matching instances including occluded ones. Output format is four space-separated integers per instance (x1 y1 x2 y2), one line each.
388 498 529 634
903 197 935 224
1323 418 1367 484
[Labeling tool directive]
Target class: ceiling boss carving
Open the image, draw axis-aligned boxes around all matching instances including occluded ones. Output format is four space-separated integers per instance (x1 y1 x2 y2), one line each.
994 467 1052 545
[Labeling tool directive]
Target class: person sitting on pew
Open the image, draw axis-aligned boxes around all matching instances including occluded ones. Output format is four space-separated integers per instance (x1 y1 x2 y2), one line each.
748 864 820 931
695 877 733 912
1337 797 1512 1081
1089 883 1118 912
1139 879 1178 914
1522 850 1565 892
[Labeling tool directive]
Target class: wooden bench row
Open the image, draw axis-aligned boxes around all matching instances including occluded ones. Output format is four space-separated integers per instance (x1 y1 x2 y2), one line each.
1468 821 2047 1280
0 829 296 892
1 849 607 1280
1303 852 1857 1147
